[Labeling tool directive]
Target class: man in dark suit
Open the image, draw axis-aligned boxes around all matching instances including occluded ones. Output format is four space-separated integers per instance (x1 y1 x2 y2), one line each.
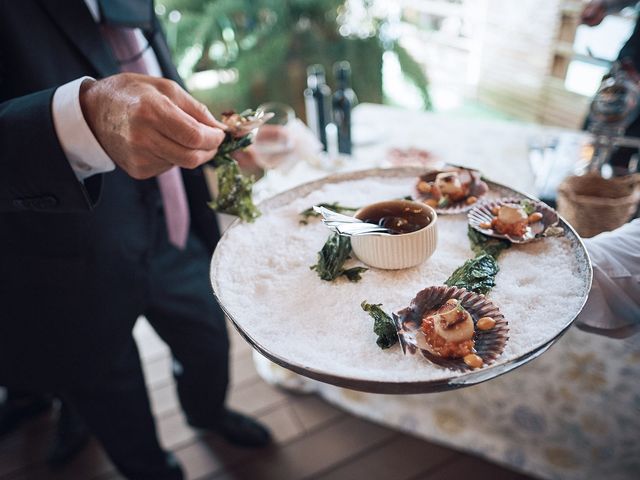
0 1 270 478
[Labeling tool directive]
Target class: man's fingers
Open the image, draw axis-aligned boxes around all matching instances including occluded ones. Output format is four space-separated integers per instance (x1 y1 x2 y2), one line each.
151 96 226 151
156 79 228 130
144 129 219 169
83 74 226 179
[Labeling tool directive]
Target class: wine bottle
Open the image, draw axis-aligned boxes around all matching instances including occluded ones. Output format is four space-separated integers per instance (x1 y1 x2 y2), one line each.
332 61 357 155
303 65 332 151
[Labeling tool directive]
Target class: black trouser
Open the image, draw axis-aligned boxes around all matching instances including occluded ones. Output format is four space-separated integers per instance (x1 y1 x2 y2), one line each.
65 215 229 480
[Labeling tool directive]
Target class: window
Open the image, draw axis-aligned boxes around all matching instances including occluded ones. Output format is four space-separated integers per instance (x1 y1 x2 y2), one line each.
561 6 637 96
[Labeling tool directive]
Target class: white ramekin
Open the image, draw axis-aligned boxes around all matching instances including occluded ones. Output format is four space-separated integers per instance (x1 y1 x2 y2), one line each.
351 201 438 270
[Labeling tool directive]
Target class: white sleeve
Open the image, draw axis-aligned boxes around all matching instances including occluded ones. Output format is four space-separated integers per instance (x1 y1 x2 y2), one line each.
51 77 115 182
576 219 640 330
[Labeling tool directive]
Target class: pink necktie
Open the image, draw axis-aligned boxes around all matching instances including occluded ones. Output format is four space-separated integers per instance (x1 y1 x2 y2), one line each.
101 25 190 249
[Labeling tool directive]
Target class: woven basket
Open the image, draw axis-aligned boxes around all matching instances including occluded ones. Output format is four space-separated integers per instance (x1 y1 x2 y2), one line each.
557 172 640 237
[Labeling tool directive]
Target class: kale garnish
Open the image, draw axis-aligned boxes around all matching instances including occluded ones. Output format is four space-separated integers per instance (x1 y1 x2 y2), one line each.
208 152 260 222
445 254 499 295
342 266 369 282
444 227 510 294
361 301 398 349
310 233 368 282
467 226 510 259
207 111 266 222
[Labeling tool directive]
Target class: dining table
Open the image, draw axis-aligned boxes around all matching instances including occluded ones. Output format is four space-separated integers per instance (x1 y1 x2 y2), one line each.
212 103 640 480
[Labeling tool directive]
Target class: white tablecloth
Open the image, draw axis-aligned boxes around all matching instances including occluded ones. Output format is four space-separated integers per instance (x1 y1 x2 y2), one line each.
235 104 640 480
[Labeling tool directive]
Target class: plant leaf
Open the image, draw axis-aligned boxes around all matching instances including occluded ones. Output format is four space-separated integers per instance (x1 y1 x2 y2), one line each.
206 109 270 222
342 266 368 282
311 234 367 283
208 154 260 222
361 301 398 349
467 226 510 259
444 254 499 295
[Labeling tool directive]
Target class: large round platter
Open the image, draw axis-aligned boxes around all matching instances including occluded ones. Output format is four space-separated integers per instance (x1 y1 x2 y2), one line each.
210 167 592 394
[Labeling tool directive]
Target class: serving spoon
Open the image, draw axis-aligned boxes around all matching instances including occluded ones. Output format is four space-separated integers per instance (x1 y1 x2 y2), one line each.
312 205 391 236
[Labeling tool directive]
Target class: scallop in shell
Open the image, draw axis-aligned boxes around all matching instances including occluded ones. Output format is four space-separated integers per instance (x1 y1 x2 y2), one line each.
468 197 564 244
221 109 275 138
415 167 489 214
393 286 508 371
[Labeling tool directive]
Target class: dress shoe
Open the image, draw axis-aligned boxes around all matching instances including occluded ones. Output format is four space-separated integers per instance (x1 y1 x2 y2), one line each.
0 391 53 436
188 409 272 447
47 401 90 466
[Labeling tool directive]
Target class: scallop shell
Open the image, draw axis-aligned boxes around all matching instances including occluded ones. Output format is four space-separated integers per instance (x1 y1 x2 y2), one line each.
392 286 508 371
221 109 275 137
468 197 563 244
415 167 489 214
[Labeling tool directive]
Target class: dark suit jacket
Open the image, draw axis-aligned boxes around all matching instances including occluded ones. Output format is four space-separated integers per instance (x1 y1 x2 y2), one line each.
0 1 221 389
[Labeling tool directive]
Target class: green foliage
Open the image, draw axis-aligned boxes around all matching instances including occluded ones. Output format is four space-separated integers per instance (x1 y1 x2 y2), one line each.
194 30 292 112
157 0 430 115
207 127 260 222
444 254 499 295
467 226 510 259
391 41 432 110
445 228 510 295
310 233 367 282
361 301 398 349
208 154 260 222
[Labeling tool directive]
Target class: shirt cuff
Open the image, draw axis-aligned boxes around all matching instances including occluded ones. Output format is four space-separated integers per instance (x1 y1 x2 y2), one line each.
52 76 115 182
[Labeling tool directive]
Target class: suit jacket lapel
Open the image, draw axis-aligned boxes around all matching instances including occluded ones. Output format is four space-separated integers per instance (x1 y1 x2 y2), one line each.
37 0 119 78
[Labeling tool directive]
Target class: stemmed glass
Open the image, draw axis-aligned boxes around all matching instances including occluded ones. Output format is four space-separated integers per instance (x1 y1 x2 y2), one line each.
253 102 296 170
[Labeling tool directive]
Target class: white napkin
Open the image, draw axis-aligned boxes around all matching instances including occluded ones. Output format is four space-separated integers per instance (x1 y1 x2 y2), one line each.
286 118 323 168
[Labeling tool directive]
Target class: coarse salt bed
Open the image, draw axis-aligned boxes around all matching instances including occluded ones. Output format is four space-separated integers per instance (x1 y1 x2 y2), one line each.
212 174 590 384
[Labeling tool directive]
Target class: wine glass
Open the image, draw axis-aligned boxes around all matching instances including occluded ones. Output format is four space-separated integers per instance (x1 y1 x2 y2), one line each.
253 102 296 170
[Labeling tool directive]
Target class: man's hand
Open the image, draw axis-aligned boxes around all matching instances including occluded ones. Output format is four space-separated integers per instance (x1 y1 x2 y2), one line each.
581 0 607 26
79 73 226 179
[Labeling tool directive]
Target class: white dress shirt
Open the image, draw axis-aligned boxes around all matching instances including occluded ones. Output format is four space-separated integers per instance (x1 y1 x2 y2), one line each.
577 218 640 330
51 0 163 181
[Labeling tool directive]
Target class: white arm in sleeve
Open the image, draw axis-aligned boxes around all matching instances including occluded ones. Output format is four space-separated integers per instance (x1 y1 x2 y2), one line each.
576 219 640 330
51 77 115 182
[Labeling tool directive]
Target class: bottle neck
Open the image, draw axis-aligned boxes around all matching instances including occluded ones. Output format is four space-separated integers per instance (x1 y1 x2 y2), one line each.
334 62 351 90
336 78 349 91
307 69 327 90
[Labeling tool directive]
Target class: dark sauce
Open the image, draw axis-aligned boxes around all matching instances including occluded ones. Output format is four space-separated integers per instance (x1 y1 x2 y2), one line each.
356 200 433 235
